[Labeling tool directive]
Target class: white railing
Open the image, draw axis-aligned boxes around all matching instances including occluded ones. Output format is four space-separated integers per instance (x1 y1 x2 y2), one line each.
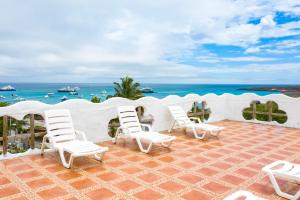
0 93 299 145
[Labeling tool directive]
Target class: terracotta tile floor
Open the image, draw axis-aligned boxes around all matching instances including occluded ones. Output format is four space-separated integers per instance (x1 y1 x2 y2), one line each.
0 120 299 200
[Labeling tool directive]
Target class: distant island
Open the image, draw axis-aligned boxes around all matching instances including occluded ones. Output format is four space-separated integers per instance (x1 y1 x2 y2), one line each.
238 85 300 97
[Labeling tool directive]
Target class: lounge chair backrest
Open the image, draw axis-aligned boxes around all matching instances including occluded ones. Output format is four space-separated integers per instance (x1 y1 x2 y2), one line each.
168 106 191 125
118 106 142 134
45 109 76 143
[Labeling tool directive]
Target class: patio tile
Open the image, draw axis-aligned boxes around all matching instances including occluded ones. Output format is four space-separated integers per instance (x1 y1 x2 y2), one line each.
203 182 231 194
86 188 115 200
115 180 140 191
0 121 299 200
37 186 68 199
141 161 160 168
235 168 257 178
138 173 161 183
0 176 10 185
178 174 203 184
134 189 163 200
182 190 212 200
159 167 180 175
57 171 81 181
198 167 219 176
221 174 245 185
97 172 120 181
70 178 95 190
17 170 42 179
159 181 185 192
26 177 53 189
120 166 142 174
0 185 20 198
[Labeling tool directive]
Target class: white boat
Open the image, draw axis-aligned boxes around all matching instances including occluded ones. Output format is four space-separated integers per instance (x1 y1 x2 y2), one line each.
61 96 68 101
14 97 25 102
141 87 154 93
47 92 55 96
0 85 16 91
44 95 49 98
69 91 78 95
58 86 79 93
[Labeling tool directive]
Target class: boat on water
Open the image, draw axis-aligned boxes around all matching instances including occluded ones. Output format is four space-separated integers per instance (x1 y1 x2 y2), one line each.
61 96 68 101
69 91 78 95
0 85 16 91
141 87 154 93
58 86 79 93
48 92 55 96
14 97 25 102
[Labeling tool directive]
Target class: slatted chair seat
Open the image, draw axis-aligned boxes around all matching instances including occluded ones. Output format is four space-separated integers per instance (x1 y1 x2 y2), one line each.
262 160 300 200
114 106 176 153
41 109 108 168
168 105 224 139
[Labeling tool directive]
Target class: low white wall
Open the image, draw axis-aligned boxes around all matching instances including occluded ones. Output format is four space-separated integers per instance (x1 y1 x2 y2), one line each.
0 93 299 143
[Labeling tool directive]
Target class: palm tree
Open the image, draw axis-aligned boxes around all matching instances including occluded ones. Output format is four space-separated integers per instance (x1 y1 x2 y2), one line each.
113 76 144 100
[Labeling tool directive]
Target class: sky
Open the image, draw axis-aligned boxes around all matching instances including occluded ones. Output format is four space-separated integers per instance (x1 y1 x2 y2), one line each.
0 0 300 84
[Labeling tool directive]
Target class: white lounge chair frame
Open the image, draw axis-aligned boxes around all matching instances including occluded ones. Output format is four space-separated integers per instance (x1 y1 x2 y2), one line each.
224 191 266 200
41 109 108 168
262 160 300 200
168 106 224 139
113 106 176 153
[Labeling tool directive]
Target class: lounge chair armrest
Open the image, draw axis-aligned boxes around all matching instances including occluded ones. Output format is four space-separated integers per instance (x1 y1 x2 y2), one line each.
189 117 202 123
75 130 88 141
140 123 152 132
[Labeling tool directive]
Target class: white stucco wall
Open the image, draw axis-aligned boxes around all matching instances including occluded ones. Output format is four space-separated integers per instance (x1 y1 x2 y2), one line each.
0 93 299 143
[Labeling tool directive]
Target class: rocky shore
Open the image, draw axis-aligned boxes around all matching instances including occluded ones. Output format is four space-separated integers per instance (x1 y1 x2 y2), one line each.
238 85 300 97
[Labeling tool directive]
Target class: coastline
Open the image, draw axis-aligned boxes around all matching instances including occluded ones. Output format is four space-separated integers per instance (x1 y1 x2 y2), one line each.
238 85 300 97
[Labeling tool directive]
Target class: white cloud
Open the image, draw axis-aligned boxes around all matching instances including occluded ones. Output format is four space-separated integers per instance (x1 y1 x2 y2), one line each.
0 0 299 83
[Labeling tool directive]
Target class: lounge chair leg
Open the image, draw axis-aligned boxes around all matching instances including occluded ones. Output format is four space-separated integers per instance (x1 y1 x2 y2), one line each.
136 139 153 153
161 140 173 148
58 149 74 169
192 128 206 139
168 121 176 133
40 136 47 156
94 152 105 161
267 173 298 200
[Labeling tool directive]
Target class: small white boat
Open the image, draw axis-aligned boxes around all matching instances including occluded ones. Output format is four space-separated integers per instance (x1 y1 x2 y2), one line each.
69 91 78 95
58 86 79 93
0 85 16 91
14 97 25 102
61 96 68 101
48 92 55 96
141 87 154 93
44 95 49 98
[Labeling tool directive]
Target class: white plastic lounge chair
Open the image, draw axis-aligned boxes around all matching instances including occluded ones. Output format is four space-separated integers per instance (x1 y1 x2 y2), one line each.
41 109 108 168
168 106 224 139
224 191 266 200
113 106 176 153
262 160 300 200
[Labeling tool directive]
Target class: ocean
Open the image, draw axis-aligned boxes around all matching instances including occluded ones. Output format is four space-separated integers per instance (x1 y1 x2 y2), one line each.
0 83 280 104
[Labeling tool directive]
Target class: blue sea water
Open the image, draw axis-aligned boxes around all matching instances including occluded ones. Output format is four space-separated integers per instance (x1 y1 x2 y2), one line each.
0 83 280 104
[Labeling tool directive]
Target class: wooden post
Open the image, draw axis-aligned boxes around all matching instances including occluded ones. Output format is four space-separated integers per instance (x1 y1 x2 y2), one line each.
193 102 197 115
137 107 142 119
2 116 8 155
201 101 205 120
252 102 257 120
268 102 273 122
30 114 35 149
